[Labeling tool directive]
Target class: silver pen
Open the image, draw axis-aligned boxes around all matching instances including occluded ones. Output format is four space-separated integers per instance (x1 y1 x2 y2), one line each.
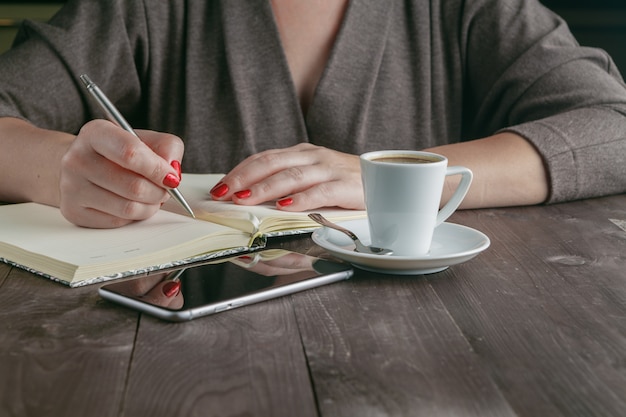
79 74 195 218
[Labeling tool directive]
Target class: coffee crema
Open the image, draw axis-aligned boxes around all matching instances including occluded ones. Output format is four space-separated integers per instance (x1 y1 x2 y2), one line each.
370 155 440 164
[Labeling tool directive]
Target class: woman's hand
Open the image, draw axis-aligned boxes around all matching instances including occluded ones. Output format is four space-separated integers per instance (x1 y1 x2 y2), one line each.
59 120 185 228
230 250 316 276
118 273 184 309
210 143 365 211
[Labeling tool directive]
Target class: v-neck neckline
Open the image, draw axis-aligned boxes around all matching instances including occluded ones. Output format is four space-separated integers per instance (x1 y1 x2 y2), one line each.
306 1 394 150
219 1 393 147
267 0 351 119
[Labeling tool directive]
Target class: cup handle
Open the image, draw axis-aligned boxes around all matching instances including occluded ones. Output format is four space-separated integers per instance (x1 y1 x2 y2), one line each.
436 166 473 226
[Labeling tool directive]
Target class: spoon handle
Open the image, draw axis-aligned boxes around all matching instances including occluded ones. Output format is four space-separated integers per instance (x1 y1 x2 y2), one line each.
308 213 359 242
309 213 393 256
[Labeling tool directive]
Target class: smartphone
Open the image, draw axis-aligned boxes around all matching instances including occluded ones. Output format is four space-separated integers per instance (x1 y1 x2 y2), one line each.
98 249 353 322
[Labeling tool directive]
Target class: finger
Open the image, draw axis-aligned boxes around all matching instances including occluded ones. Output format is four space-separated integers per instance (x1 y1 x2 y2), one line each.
231 163 330 206
263 252 315 271
142 280 185 309
211 144 319 200
79 181 162 220
276 179 366 212
136 129 185 167
72 149 170 205
230 149 362 208
231 252 312 275
60 180 163 228
82 121 181 190
227 143 314 179
60 149 165 219
121 275 166 296
60 203 134 229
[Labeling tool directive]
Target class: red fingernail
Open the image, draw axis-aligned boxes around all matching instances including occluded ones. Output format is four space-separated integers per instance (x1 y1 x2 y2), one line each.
278 197 293 207
171 161 182 178
210 182 229 198
163 173 180 188
235 189 251 199
162 281 181 297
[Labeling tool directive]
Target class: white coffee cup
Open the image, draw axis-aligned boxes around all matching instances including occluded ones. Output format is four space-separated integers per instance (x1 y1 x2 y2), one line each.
360 150 472 257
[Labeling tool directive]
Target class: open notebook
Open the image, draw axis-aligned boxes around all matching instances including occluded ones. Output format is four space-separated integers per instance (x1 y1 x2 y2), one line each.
0 174 365 287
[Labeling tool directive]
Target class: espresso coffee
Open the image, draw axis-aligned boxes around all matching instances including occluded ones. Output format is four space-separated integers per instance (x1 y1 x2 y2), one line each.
370 155 439 164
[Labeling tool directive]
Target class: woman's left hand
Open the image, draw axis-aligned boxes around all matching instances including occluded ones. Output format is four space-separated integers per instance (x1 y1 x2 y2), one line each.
209 143 365 211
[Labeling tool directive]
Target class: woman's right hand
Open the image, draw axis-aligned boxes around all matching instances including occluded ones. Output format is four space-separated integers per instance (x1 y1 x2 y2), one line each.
59 120 185 228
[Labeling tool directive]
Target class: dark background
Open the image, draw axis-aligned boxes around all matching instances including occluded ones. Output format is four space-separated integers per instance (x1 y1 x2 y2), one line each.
1 1 625 72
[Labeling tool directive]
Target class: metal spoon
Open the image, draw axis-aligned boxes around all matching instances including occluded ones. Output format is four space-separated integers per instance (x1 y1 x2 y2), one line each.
308 213 393 256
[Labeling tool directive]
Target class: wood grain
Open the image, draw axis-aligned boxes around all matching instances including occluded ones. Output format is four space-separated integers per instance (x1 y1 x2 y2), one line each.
0 267 138 417
0 195 624 417
431 198 626 417
292 273 515 417
121 297 317 417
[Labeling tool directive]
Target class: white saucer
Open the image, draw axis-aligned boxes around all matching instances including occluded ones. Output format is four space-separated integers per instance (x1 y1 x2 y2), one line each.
311 219 490 275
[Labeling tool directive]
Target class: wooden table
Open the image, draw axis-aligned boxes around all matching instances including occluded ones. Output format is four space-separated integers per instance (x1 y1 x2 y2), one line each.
1 195 625 417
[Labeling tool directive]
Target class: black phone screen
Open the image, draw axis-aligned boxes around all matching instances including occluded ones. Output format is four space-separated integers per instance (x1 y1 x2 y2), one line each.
99 249 353 320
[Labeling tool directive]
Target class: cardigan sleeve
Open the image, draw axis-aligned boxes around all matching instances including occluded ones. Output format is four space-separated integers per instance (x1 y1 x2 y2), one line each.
0 0 148 134
460 0 626 203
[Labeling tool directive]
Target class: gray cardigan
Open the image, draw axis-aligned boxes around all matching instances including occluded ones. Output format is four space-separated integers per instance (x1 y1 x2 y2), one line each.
1 0 625 203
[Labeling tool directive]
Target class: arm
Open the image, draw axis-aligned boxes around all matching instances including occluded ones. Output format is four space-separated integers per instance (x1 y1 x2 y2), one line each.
207 130 549 212
0 117 72 206
209 2 623 210
0 117 185 228
429 132 549 209
0 1 184 227
460 0 626 203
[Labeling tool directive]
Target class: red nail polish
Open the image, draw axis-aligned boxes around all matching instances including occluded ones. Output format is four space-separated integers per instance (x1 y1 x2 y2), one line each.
163 173 180 188
162 281 181 297
210 183 229 198
277 197 293 207
171 161 182 178
235 189 251 199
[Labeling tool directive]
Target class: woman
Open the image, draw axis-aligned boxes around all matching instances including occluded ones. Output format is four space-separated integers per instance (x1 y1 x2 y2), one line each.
0 0 624 228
